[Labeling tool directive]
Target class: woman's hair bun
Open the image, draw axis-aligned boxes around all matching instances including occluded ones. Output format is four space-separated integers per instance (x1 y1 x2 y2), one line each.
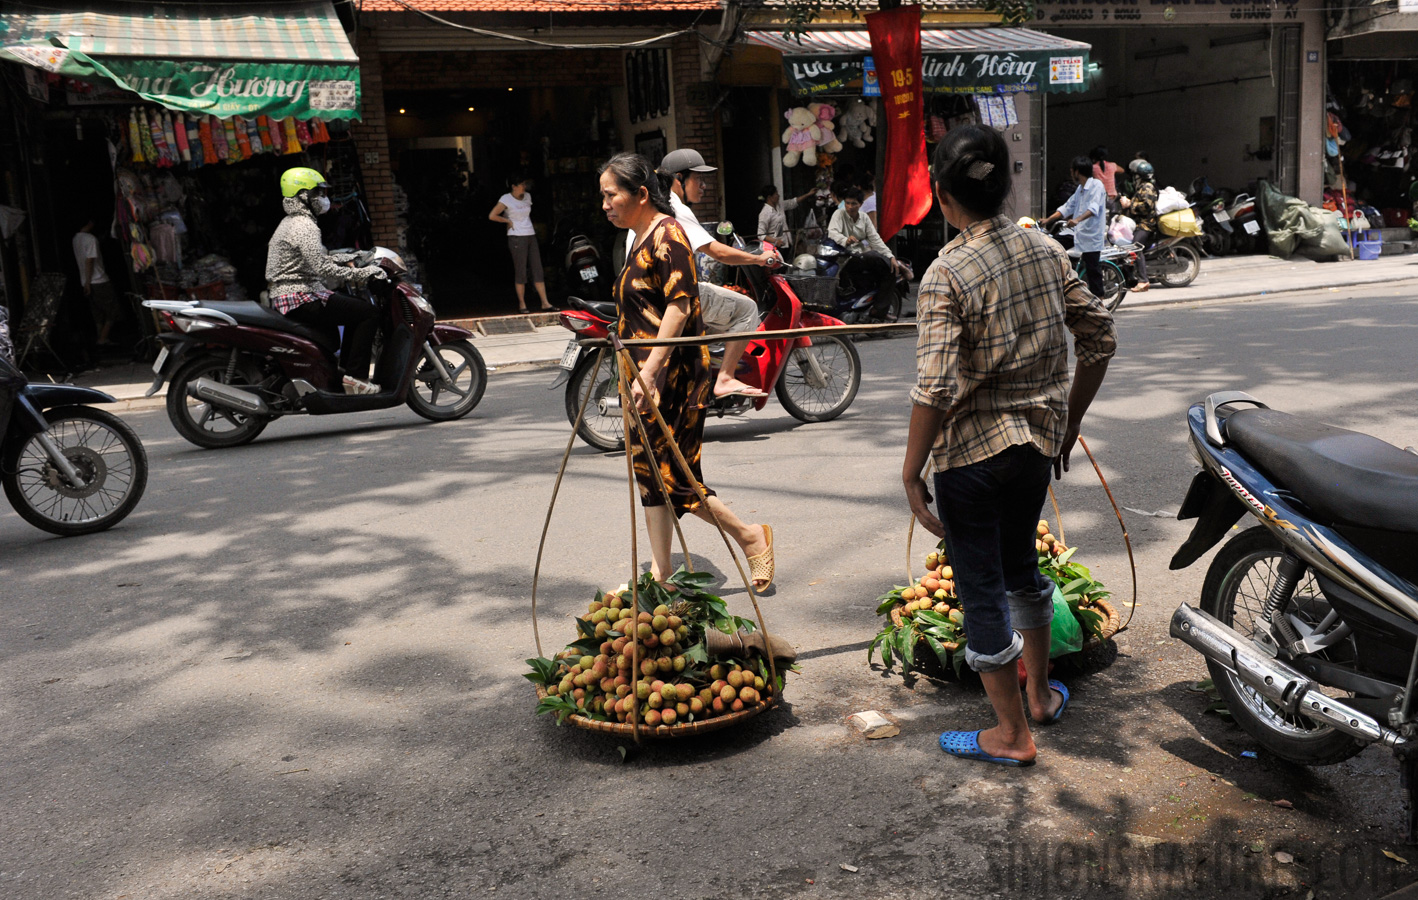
930 125 1012 218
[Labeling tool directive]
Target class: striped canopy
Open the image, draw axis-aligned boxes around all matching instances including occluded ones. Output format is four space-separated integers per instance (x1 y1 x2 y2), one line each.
0 1 361 119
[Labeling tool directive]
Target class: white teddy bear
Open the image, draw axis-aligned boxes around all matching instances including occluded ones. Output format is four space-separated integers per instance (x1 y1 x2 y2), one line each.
839 99 876 150
781 106 820 168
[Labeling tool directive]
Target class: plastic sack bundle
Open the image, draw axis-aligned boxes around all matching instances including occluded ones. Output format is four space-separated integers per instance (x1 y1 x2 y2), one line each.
1159 207 1203 238
1156 186 1190 215
1109 215 1136 245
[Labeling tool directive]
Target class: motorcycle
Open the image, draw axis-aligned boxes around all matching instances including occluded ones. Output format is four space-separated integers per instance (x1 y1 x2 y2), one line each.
0 353 147 535
1169 391 1418 839
551 239 862 452
1139 233 1202 289
813 238 913 324
563 230 611 306
1043 222 1134 311
144 247 487 449
1225 192 1264 254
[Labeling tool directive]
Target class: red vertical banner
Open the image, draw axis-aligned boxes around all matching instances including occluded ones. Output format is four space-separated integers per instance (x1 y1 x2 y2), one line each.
866 4 931 241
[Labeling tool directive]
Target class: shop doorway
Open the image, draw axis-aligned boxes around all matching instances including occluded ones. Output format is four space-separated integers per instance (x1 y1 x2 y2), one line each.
386 85 621 317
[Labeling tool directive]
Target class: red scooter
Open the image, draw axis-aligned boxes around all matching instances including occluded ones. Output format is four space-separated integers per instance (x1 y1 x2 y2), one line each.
551 240 862 451
144 247 487 449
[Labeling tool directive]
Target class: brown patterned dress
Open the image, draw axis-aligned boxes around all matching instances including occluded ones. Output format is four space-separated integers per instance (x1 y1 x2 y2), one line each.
617 216 715 517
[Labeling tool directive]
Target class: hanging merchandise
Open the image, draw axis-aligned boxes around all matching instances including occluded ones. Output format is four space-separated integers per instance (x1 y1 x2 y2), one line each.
266 115 284 154
233 117 252 160
247 118 264 156
173 112 191 164
128 109 145 163
139 109 159 164
222 118 238 162
295 119 313 147
257 116 274 153
199 116 217 165
839 99 876 149
283 118 302 154
162 111 180 163
311 119 330 144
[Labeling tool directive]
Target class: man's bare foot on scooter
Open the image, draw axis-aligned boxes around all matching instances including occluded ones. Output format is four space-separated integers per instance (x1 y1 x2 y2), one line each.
714 378 767 399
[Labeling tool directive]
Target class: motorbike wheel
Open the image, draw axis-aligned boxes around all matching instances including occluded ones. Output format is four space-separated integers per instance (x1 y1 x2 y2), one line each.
167 353 270 449
565 351 625 452
1158 244 1201 288
407 341 488 422
1199 526 1364 766
774 335 861 423
2 406 148 536
1101 263 1126 312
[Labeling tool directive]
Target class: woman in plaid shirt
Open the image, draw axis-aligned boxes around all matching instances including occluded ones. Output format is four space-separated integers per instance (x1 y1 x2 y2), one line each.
903 126 1117 767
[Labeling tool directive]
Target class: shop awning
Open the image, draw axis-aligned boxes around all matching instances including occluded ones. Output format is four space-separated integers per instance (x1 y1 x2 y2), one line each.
746 27 1091 96
0 1 361 120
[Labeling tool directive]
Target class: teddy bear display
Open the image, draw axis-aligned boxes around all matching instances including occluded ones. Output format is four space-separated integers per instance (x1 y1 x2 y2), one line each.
809 102 844 155
839 99 877 149
781 106 821 168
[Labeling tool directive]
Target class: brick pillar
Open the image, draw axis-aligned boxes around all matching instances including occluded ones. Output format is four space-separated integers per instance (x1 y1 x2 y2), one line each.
671 33 721 215
348 28 400 248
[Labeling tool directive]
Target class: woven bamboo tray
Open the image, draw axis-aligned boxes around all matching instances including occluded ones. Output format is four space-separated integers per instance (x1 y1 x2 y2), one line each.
885 596 1119 660
535 685 777 739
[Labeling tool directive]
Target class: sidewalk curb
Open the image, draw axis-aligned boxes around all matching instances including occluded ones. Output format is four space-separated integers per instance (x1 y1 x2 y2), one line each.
1116 272 1418 312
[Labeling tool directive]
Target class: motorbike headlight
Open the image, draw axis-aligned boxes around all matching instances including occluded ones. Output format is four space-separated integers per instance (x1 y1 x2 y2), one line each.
406 292 433 315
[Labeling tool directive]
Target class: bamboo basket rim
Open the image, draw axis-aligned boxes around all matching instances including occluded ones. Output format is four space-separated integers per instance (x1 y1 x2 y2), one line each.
884 596 1120 656
534 685 777 739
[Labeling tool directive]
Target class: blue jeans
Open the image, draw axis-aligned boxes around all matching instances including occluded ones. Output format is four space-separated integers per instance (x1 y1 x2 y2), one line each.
933 444 1054 673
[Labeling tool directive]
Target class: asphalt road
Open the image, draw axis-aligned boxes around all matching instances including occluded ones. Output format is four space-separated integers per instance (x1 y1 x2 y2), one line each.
4 280 1418 899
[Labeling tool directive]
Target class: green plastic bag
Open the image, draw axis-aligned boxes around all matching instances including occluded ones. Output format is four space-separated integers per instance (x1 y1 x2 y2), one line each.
1049 583 1083 658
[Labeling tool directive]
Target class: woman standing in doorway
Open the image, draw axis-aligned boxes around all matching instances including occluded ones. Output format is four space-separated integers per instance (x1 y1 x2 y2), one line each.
488 174 554 313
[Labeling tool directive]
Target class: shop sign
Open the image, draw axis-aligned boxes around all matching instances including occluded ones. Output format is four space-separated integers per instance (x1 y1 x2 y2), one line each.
1033 0 1305 26
785 49 1088 96
1 45 360 120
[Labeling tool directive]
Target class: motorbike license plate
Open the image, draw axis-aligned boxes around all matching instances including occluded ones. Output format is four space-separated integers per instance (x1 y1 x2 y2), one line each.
1243 220 1261 235
1213 209 1230 223
151 347 168 374
579 266 597 283
557 338 580 371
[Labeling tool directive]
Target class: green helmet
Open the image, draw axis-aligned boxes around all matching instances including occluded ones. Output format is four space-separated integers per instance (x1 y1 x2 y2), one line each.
280 166 328 198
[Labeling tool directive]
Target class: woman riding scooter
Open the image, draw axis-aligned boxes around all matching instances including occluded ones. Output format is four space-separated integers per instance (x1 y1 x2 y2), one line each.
266 167 386 395
1119 160 1158 293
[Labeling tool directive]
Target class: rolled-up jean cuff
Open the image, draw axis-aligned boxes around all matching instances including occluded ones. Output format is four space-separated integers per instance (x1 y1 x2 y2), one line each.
1008 585 1055 632
965 631 1024 673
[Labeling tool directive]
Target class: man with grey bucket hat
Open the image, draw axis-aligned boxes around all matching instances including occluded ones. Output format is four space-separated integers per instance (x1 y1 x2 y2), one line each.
626 148 776 399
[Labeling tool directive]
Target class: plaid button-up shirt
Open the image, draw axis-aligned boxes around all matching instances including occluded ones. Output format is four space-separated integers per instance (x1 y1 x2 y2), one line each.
910 215 1117 470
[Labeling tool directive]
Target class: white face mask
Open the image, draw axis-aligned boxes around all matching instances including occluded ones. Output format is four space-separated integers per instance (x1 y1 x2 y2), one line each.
309 196 331 215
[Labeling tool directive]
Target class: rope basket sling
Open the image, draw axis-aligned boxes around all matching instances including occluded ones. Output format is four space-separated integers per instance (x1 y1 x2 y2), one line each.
898 440 1136 659
531 338 785 742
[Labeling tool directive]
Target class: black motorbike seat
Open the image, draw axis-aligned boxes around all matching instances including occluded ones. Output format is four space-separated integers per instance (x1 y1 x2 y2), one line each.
567 295 617 323
194 300 338 352
1224 408 1418 534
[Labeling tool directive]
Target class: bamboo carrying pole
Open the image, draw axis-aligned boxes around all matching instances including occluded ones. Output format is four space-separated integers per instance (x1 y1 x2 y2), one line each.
1337 149 1356 261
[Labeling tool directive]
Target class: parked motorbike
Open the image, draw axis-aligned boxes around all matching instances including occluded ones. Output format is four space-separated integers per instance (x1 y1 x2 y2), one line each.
144 247 487 449
564 231 611 306
0 353 147 535
1140 234 1202 288
1169 391 1418 839
1225 192 1264 254
551 239 862 452
813 238 913 324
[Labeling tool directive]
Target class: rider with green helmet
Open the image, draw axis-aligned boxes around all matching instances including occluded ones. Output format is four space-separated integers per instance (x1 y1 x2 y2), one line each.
266 166 385 394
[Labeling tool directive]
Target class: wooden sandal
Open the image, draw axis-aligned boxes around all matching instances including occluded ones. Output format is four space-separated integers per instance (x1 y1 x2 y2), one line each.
747 524 774 593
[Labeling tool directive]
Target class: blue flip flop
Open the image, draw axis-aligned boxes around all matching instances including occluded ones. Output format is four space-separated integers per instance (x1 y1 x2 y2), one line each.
1036 679 1070 726
938 730 1034 767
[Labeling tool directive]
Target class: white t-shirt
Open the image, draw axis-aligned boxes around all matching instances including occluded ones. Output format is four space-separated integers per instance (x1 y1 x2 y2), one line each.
73 232 109 286
498 192 536 237
861 193 877 216
625 192 714 259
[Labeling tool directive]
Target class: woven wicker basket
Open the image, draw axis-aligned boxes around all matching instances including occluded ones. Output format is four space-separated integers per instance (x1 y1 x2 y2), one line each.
535 685 777 739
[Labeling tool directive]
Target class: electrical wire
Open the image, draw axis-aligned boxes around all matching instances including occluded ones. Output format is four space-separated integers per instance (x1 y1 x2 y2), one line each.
378 0 698 49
